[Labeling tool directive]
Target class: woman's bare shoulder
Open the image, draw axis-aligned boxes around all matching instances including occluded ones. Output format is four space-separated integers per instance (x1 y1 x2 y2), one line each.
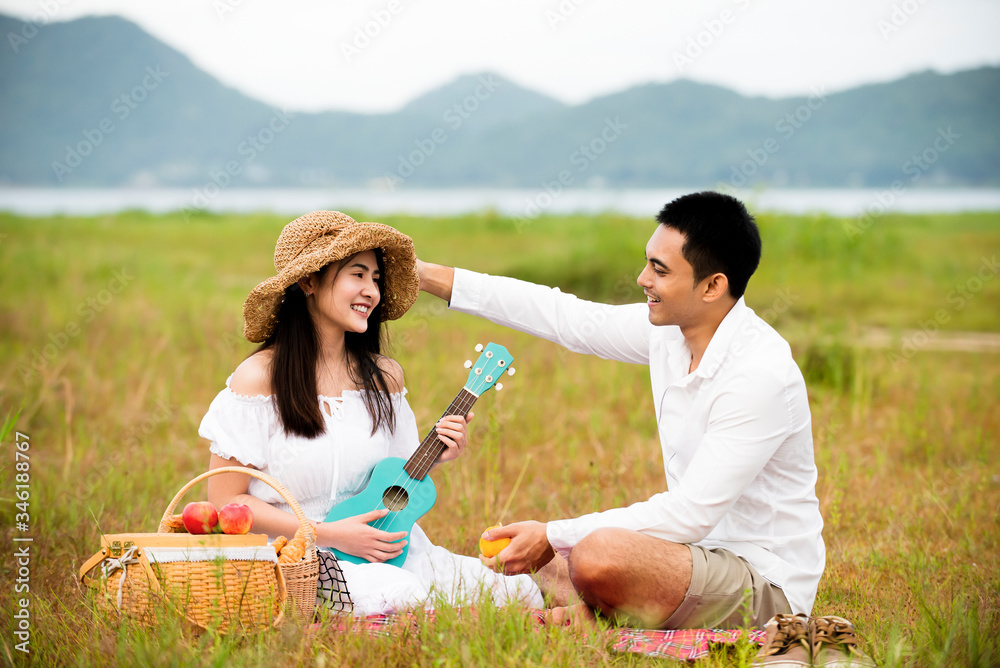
230 350 273 397
375 355 405 394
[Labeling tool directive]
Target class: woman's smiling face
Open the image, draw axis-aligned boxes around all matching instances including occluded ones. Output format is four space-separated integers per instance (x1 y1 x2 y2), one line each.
303 249 382 335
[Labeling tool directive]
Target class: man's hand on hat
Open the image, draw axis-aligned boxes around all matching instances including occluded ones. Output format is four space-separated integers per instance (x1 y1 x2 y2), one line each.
415 258 455 302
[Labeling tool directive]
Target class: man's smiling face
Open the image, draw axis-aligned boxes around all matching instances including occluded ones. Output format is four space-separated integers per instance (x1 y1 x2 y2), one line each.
636 225 707 329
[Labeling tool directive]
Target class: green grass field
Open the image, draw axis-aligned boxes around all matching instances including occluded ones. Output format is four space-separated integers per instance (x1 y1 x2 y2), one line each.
1 209 998 666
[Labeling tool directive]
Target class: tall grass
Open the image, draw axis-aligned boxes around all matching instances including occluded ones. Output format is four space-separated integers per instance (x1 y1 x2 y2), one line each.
0 210 998 665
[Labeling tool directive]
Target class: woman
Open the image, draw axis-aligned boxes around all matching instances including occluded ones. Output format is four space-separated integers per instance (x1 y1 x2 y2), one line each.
199 211 542 615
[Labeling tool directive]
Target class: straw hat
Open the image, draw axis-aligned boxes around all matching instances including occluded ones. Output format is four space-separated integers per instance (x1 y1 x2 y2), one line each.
242 211 419 343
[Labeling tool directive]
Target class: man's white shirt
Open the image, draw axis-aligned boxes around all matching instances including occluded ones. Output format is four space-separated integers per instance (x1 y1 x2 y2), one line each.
449 268 825 615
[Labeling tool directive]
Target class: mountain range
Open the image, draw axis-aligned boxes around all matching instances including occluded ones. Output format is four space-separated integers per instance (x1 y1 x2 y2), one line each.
1 13 998 189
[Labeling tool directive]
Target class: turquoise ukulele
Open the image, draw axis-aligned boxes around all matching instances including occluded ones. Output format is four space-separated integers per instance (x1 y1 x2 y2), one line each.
322 342 514 567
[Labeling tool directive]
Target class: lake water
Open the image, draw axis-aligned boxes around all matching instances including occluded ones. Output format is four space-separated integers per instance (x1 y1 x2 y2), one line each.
1 187 999 218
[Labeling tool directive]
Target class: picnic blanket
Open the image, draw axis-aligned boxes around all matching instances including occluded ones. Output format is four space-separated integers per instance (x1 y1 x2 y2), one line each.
322 612 766 662
610 627 765 661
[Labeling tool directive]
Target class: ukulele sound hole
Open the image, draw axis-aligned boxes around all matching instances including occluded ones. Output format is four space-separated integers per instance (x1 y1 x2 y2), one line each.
382 486 409 511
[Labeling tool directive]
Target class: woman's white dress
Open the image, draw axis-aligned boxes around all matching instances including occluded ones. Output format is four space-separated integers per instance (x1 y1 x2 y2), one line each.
198 375 542 615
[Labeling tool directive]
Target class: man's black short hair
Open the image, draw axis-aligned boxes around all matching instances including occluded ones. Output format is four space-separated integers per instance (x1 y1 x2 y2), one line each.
656 191 761 299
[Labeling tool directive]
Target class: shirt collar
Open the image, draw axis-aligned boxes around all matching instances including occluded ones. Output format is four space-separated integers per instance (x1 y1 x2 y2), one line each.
693 297 750 379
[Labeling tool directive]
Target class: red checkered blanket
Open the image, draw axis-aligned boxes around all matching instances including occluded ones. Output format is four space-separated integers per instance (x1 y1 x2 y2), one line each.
323 612 765 662
610 627 765 661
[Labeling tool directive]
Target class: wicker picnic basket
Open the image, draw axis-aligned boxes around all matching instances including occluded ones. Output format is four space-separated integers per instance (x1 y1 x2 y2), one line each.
79 467 319 631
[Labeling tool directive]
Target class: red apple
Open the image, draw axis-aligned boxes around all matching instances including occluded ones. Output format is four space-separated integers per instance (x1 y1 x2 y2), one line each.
218 503 254 535
182 501 218 535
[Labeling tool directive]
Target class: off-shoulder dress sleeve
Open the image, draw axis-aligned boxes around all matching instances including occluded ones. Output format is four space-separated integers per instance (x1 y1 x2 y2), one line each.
198 376 276 469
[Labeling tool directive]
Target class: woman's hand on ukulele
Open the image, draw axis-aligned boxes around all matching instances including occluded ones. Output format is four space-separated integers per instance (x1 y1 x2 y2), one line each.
323 509 409 563
434 411 474 464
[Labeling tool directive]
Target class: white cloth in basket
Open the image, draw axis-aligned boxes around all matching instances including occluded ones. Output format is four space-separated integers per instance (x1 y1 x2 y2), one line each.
144 546 278 564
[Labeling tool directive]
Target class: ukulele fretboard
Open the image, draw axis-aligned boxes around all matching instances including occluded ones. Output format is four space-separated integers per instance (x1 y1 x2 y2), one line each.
403 388 479 480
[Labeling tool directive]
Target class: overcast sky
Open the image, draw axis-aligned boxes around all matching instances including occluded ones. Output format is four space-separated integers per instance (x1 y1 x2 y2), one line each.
2 0 998 113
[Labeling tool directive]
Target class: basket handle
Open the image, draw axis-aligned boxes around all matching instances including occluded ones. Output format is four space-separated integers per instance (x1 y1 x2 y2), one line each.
158 466 316 561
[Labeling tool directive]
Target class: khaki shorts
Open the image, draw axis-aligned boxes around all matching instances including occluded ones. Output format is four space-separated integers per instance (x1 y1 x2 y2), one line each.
663 545 791 630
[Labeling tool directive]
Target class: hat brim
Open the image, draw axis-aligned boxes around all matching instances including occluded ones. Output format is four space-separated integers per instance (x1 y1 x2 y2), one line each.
242 222 418 343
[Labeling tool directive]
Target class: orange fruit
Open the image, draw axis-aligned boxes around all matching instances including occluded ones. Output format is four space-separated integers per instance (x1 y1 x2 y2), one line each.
479 523 511 558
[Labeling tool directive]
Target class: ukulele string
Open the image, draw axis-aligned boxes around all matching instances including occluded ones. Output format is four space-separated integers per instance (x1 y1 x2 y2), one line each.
368 393 476 533
369 350 507 532
369 359 500 532
368 390 478 532
375 368 487 504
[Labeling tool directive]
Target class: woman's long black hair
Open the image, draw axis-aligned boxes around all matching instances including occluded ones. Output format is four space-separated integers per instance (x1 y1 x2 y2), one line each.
254 249 397 439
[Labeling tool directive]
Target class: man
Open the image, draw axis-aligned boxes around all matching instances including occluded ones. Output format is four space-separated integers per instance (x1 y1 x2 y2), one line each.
417 192 824 630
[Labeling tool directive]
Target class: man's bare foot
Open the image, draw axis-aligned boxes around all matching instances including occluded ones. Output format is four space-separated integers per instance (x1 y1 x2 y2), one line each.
542 603 598 632
531 554 582 608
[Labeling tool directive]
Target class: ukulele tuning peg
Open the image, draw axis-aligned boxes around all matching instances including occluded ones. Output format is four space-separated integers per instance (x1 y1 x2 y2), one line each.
507 367 516 376
495 383 503 391
475 343 484 352
464 360 472 369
